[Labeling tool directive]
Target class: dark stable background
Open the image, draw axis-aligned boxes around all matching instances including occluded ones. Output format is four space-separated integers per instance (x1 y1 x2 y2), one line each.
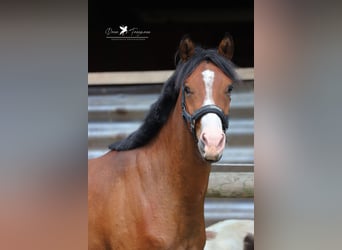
88 5 253 72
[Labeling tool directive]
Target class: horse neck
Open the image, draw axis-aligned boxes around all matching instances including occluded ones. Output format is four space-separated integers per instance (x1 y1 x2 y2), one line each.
145 96 212 206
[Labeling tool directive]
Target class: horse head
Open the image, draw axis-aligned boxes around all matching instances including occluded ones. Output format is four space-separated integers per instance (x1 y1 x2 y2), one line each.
178 34 236 162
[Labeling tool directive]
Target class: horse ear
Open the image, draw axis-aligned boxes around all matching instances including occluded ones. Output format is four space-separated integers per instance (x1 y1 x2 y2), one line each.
178 35 195 62
218 33 234 60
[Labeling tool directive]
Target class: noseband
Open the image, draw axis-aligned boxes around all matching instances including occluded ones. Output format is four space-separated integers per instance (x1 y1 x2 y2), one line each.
181 85 229 140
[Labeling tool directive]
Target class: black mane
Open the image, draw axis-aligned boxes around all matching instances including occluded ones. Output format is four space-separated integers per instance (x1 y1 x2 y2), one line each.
108 47 240 151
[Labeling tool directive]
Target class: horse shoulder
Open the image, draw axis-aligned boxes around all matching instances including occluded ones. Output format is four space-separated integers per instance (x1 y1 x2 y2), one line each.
88 151 133 248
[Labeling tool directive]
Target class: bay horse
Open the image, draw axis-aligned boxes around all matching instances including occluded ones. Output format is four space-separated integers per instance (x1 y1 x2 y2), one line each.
88 34 240 249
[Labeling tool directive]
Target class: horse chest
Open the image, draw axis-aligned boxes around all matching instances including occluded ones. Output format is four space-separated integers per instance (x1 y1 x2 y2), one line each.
109 213 205 249
136 207 206 249
112 191 206 249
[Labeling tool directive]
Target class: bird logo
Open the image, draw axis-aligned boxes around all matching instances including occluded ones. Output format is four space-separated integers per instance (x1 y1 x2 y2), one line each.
119 25 128 35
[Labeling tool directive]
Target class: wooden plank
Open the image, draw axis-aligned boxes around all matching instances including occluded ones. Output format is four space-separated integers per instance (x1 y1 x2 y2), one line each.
88 70 174 85
207 172 254 198
88 67 254 85
204 198 254 226
211 163 254 172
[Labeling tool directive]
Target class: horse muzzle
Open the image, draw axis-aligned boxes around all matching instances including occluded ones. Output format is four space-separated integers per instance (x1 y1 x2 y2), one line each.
198 129 226 162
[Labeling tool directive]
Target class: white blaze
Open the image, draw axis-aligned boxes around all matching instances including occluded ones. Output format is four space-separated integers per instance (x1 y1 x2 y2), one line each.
198 68 226 161
201 69 221 130
201 69 215 105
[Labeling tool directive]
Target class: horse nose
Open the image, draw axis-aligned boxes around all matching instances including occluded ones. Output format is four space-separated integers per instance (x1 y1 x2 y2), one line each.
199 131 226 161
201 132 225 149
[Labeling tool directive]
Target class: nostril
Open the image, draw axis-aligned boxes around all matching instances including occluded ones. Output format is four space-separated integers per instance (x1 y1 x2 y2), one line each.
201 133 208 145
200 132 225 148
217 133 225 148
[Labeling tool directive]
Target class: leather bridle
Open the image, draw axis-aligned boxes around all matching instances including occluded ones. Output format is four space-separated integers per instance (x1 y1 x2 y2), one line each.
181 85 229 141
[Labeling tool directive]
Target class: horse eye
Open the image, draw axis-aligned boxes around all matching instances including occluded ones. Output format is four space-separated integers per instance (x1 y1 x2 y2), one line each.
184 86 192 95
226 85 233 95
